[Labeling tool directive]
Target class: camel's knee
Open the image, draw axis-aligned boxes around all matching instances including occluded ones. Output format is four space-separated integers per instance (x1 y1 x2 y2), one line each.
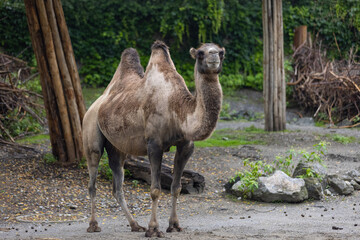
88 184 96 198
171 187 181 198
150 188 161 201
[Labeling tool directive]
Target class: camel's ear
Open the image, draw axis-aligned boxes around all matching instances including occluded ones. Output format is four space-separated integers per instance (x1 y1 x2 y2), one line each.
190 48 197 59
220 47 226 59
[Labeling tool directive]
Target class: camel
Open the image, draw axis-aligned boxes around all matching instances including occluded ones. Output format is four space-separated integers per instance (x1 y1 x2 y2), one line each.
82 40 225 237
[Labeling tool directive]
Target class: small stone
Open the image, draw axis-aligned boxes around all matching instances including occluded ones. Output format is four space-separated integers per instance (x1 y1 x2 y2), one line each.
332 217 335 219
229 217 233 219
321 215 323 217
301 214 305 217
248 216 251 218
324 209 328 212
354 224 358 227
332 226 343 230
240 217 245 219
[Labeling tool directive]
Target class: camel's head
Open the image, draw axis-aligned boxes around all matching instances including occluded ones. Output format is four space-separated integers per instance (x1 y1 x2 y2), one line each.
190 43 225 74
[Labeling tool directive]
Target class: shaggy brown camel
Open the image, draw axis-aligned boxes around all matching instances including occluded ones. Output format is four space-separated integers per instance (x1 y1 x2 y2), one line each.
82 40 225 237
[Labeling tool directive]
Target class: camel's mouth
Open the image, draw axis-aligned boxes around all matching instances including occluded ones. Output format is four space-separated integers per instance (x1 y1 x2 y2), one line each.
206 61 220 69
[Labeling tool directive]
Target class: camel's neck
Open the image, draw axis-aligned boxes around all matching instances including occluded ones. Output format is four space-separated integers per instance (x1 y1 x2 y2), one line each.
184 63 222 141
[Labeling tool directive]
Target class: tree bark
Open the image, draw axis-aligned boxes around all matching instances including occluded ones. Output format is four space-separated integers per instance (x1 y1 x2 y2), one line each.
262 0 286 131
44 0 83 160
53 0 86 123
24 0 67 162
24 0 85 164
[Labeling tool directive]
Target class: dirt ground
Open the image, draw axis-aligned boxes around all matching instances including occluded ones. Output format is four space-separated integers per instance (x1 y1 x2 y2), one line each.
1 90 360 239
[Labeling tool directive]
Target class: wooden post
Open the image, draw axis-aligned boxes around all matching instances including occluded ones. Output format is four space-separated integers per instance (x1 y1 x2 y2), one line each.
53 0 86 122
262 0 286 131
294 25 307 50
24 0 85 164
24 0 67 162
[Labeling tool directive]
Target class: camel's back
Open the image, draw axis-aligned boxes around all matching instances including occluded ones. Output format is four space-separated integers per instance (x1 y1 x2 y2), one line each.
96 43 194 155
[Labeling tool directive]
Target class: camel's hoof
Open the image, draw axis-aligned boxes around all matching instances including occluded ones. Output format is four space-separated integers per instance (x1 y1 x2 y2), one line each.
130 221 147 232
166 226 183 232
87 220 101 233
145 228 165 238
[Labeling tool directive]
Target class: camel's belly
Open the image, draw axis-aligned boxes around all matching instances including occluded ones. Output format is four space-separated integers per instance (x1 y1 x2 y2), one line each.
99 122 148 156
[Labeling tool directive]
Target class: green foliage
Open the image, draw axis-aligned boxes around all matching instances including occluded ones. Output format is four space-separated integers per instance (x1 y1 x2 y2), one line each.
1 0 359 91
230 141 329 196
0 0 33 61
98 151 112 181
132 180 140 188
331 134 356 144
16 134 49 145
97 150 132 181
194 128 265 148
3 108 43 138
43 153 57 164
283 0 360 58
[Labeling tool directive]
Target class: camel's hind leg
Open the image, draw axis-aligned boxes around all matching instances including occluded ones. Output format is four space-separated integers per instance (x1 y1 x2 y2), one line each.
105 141 147 232
145 139 165 238
167 140 194 233
83 126 104 233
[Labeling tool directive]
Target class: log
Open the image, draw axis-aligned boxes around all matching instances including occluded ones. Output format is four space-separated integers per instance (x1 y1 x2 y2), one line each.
125 157 205 194
24 0 67 162
35 0 76 162
53 0 86 122
44 0 83 160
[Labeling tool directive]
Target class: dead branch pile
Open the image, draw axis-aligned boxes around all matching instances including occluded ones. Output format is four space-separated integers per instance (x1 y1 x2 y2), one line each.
289 44 360 127
0 53 44 142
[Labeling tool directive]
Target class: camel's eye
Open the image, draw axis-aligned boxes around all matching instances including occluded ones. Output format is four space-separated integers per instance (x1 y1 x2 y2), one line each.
197 50 204 59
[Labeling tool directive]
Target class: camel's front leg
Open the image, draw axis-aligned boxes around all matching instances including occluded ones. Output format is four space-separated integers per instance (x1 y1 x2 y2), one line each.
167 140 194 233
145 139 165 238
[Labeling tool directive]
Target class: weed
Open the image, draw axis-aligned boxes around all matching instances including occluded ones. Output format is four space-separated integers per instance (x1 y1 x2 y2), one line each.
43 153 57 164
331 134 355 144
229 141 329 196
132 180 140 188
78 157 87 169
16 134 49 144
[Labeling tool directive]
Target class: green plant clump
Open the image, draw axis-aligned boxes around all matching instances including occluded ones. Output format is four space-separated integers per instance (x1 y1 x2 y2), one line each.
331 134 356 144
230 141 329 196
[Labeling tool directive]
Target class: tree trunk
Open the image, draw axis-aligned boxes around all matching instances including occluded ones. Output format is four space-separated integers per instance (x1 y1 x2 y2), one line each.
262 0 286 131
24 0 85 165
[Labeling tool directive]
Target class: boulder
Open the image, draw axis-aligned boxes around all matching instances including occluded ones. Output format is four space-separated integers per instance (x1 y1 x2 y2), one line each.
293 162 328 190
304 177 323 200
327 175 354 195
350 180 360 190
346 170 360 178
252 171 308 203
230 180 252 199
293 162 327 179
353 176 360 185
